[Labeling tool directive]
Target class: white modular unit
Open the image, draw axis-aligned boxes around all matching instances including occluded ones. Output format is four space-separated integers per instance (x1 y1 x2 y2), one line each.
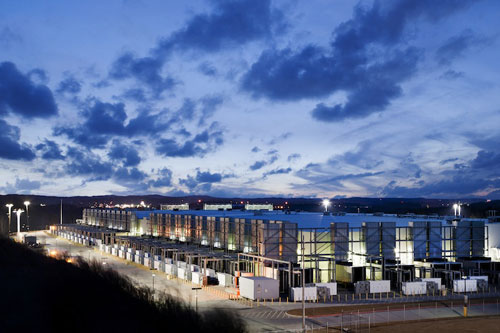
402 282 427 295
126 252 134 261
453 280 478 293
469 276 488 283
369 280 391 293
177 267 187 280
192 271 203 285
154 260 162 271
177 261 187 269
239 277 279 301
217 273 232 287
264 267 279 280
144 257 151 268
118 250 125 258
315 283 337 296
291 287 317 301
421 278 442 290
111 248 118 256
205 268 216 278
105 245 112 254
165 263 177 275
164 258 173 265
99 244 105 252
190 265 200 272
134 251 143 265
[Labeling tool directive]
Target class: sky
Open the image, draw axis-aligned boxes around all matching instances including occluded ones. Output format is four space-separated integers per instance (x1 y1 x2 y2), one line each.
1 0 500 199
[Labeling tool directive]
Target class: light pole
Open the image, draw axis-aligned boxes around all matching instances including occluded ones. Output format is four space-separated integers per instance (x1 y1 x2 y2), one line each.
394 248 400 292
5 204 13 233
301 234 306 332
192 287 202 311
14 209 24 237
322 199 330 213
24 201 30 231
152 273 156 295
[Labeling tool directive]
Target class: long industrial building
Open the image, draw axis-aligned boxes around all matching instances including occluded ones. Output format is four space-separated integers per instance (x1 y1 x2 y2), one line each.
53 207 500 295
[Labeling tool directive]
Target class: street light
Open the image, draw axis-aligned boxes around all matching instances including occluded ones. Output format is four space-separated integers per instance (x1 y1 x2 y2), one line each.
24 201 30 231
152 273 156 295
394 248 400 292
322 199 330 213
13 209 24 237
5 204 13 233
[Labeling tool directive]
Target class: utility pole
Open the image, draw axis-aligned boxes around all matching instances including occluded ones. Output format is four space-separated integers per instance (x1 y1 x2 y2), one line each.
60 199 63 225
302 234 306 332
192 287 202 311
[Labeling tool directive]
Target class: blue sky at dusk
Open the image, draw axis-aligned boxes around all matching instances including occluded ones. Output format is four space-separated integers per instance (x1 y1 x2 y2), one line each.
1 0 500 198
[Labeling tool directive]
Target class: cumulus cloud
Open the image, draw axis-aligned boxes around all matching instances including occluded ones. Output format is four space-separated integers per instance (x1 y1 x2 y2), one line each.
57 76 82 94
179 169 223 193
36 139 64 160
0 119 35 161
0 177 41 194
264 167 292 176
107 140 141 167
109 0 285 94
241 0 473 121
435 29 490 66
0 61 58 118
148 168 173 188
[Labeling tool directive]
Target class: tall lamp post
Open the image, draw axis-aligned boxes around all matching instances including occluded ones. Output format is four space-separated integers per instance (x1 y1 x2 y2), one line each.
24 201 30 231
5 204 13 233
322 199 330 213
13 209 24 238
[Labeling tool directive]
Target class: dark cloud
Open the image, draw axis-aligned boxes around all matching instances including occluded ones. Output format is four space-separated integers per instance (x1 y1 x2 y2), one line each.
108 140 141 167
199 95 223 125
440 157 459 165
148 168 173 188
268 132 291 145
329 140 383 170
439 69 465 80
65 147 114 181
241 0 473 121
0 119 35 161
0 177 41 194
264 167 292 176
36 139 64 160
54 99 171 148
0 26 22 48
251 146 261 153
57 76 82 94
435 29 487 65
198 62 217 77
0 61 58 119
249 160 267 171
113 166 147 182
155 122 223 158
121 88 147 102
287 153 301 162
179 169 223 193
471 150 500 169
196 170 222 183
109 0 285 94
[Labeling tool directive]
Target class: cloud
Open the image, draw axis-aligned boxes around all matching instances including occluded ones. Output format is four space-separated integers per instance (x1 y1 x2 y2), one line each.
54 99 171 148
36 139 64 160
439 69 465 80
65 147 114 181
198 62 217 77
0 177 41 194
0 26 22 48
121 88 147 102
268 132 291 145
435 29 489 65
107 140 141 167
264 167 292 176
0 61 58 119
249 160 267 171
57 76 82 94
109 0 285 94
251 146 261 153
0 119 35 161
148 168 173 188
329 140 383 170
179 169 223 193
287 153 301 162
109 53 175 97
241 0 473 121
155 122 223 158
196 170 222 183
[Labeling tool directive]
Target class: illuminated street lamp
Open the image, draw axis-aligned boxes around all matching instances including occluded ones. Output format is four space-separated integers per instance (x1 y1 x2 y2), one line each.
322 199 330 212
5 203 13 233
24 201 30 231
453 202 462 217
453 203 458 217
13 209 24 235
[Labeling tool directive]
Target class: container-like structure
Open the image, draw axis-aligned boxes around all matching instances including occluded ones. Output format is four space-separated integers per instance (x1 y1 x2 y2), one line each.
239 276 279 301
